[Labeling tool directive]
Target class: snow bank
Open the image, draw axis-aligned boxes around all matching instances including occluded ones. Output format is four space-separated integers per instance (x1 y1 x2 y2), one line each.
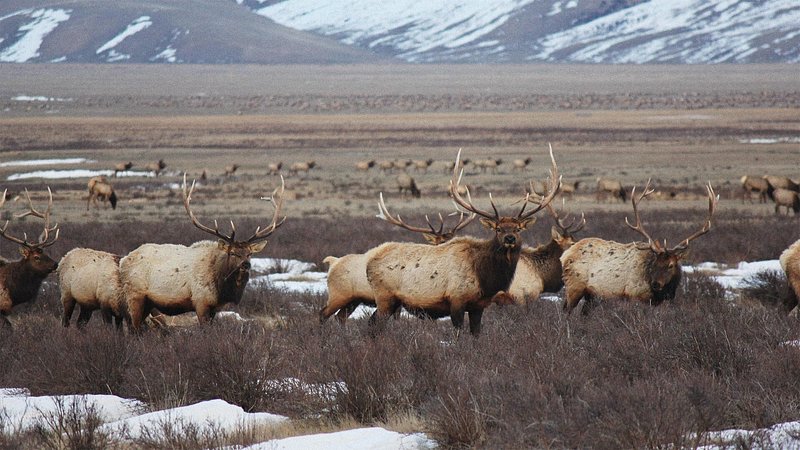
0 390 143 430
244 427 436 450
7 169 155 180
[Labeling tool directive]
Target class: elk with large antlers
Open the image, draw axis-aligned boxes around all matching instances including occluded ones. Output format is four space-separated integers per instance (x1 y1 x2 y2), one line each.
120 175 285 330
561 180 718 314
320 193 476 323
0 188 60 326
365 146 561 335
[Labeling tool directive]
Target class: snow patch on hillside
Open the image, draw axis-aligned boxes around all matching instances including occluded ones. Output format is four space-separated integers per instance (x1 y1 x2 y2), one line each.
96 16 152 61
0 9 71 62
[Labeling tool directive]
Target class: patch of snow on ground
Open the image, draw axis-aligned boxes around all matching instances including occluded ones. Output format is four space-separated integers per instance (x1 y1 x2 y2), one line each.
251 258 317 275
244 427 437 450
11 95 72 102
698 420 800 449
684 260 782 290
7 169 155 180
739 137 800 144
96 16 152 60
0 158 89 167
0 390 143 431
0 9 71 62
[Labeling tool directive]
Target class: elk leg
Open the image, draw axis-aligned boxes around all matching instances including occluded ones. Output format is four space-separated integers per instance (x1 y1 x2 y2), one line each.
76 306 93 328
335 300 361 324
100 309 113 326
563 284 585 314
127 294 147 332
196 305 214 325
0 312 10 328
61 295 76 327
467 308 484 336
450 306 466 330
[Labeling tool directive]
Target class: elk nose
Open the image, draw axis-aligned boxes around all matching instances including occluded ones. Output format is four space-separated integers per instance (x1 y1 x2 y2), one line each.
503 235 516 245
241 261 251 270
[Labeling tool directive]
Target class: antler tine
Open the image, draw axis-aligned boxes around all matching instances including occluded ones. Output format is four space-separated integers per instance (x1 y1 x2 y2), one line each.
672 182 719 251
0 189 6 209
182 172 233 242
247 174 286 243
624 178 660 250
377 191 434 234
0 187 59 248
449 149 500 220
518 143 561 220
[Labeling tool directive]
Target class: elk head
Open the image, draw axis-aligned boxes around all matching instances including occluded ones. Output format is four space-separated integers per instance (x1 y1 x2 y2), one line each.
625 179 718 294
545 200 586 250
0 188 60 275
377 192 476 245
449 145 561 261
182 174 285 294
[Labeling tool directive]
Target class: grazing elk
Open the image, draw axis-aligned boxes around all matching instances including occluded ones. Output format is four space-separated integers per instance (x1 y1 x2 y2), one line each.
377 160 395 174
113 161 133 177
512 157 532 172
740 175 769 203
289 161 315 176
224 164 240 178
396 172 421 198
268 162 283 175
365 147 560 335
355 160 375 172
764 175 800 193
0 189 60 327
595 177 627 203
393 159 412 172
412 159 434 173
145 159 167 177
444 158 470 174
320 193 476 323
770 188 800 215
561 180 718 314
474 158 503 174
87 176 117 210
121 175 285 330
504 202 585 304
780 239 800 313
59 248 125 329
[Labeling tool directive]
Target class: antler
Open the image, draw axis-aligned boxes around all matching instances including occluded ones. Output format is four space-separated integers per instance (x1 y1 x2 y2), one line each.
182 173 286 245
516 143 562 220
377 192 475 242
545 199 586 235
671 182 718 251
449 149 503 220
0 187 60 249
624 179 662 252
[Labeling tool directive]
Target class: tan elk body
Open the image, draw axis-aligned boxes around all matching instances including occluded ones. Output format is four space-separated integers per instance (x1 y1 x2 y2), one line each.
741 175 769 203
87 176 117 209
596 177 626 202
770 188 800 215
59 248 125 328
780 239 800 312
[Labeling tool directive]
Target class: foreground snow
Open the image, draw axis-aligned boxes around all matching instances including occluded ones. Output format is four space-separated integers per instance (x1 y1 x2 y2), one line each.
245 427 436 450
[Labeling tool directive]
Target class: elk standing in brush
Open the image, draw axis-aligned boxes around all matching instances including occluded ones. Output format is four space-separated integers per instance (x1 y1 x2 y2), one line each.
561 180 718 314
121 175 285 330
780 239 800 313
59 248 125 329
320 193 476 323
87 175 117 210
365 147 560 335
741 175 769 203
0 189 60 327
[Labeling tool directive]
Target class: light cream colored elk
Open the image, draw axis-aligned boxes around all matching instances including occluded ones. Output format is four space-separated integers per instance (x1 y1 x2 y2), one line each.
595 177 626 202
781 239 800 314
355 160 375 171
764 175 799 192
145 159 166 177
224 164 240 177
741 175 769 203
771 188 800 215
320 193 475 323
87 175 117 210
365 146 560 335
396 172 421 198
121 174 285 330
561 180 718 314
412 159 434 173
59 248 125 329
289 161 315 176
268 162 282 175
512 157 532 171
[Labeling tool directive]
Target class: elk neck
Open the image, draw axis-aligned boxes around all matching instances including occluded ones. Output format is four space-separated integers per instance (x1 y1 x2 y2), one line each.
473 238 521 298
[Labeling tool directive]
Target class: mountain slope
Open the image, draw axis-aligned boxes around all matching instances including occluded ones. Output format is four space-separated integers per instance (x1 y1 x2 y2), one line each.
0 0 383 63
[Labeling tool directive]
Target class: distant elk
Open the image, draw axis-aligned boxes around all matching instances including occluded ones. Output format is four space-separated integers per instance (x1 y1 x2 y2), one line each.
289 160 316 176
770 188 800 215
268 162 283 175
444 158 470 174
355 160 375 172
87 175 117 210
595 177 627 202
412 159 434 173
396 172 421 198
561 180 718 314
0 188 60 327
512 157 532 172
59 248 125 329
780 239 800 314
121 175 285 330
560 181 582 199
377 160 395 173
365 147 560 335
740 175 769 203
145 159 167 177
764 175 800 193
393 159 412 172
223 164 240 177
320 193 476 323
113 161 133 177
474 158 503 174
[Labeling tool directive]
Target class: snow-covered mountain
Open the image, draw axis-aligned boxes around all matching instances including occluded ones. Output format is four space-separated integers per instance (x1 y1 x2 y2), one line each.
1 0 798 64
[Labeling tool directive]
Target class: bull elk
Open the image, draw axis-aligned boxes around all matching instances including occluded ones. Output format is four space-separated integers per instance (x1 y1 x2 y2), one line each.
320 193 476 323
561 180 718 314
113 161 133 177
121 175 285 330
596 177 626 202
0 188 60 327
781 239 800 314
87 176 117 210
740 175 769 203
365 146 560 335
145 159 167 177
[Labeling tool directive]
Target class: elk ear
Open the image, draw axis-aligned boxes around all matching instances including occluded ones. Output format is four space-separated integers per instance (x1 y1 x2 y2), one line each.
422 234 439 245
518 217 536 230
19 247 29 257
672 247 689 259
551 226 562 241
248 241 268 254
479 218 497 230
217 240 229 250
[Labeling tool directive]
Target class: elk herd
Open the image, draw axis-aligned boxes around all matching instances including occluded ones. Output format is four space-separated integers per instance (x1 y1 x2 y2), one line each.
2 147 800 337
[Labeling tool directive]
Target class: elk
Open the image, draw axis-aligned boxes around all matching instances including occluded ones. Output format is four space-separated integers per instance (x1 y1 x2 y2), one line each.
504 202 585 304
145 159 167 177
512 157 532 171
412 159 434 173
87 176 117 210
268 162 282 175
58 248 125 329
780 239 800 313
396 172 421 198
393 159 412 172
764 175 800 192
741 175 769 203
0 188 60 327
377 160 395 173
355 160 375 171
223 164 240 177
595 177 626 203
320 193 476 323
444 158 470 174
474 158 503 174
120 175 285 330
113 161 133 177
561 180 718 314
289 161 315 176
770 188 800 215
365 147 560 335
